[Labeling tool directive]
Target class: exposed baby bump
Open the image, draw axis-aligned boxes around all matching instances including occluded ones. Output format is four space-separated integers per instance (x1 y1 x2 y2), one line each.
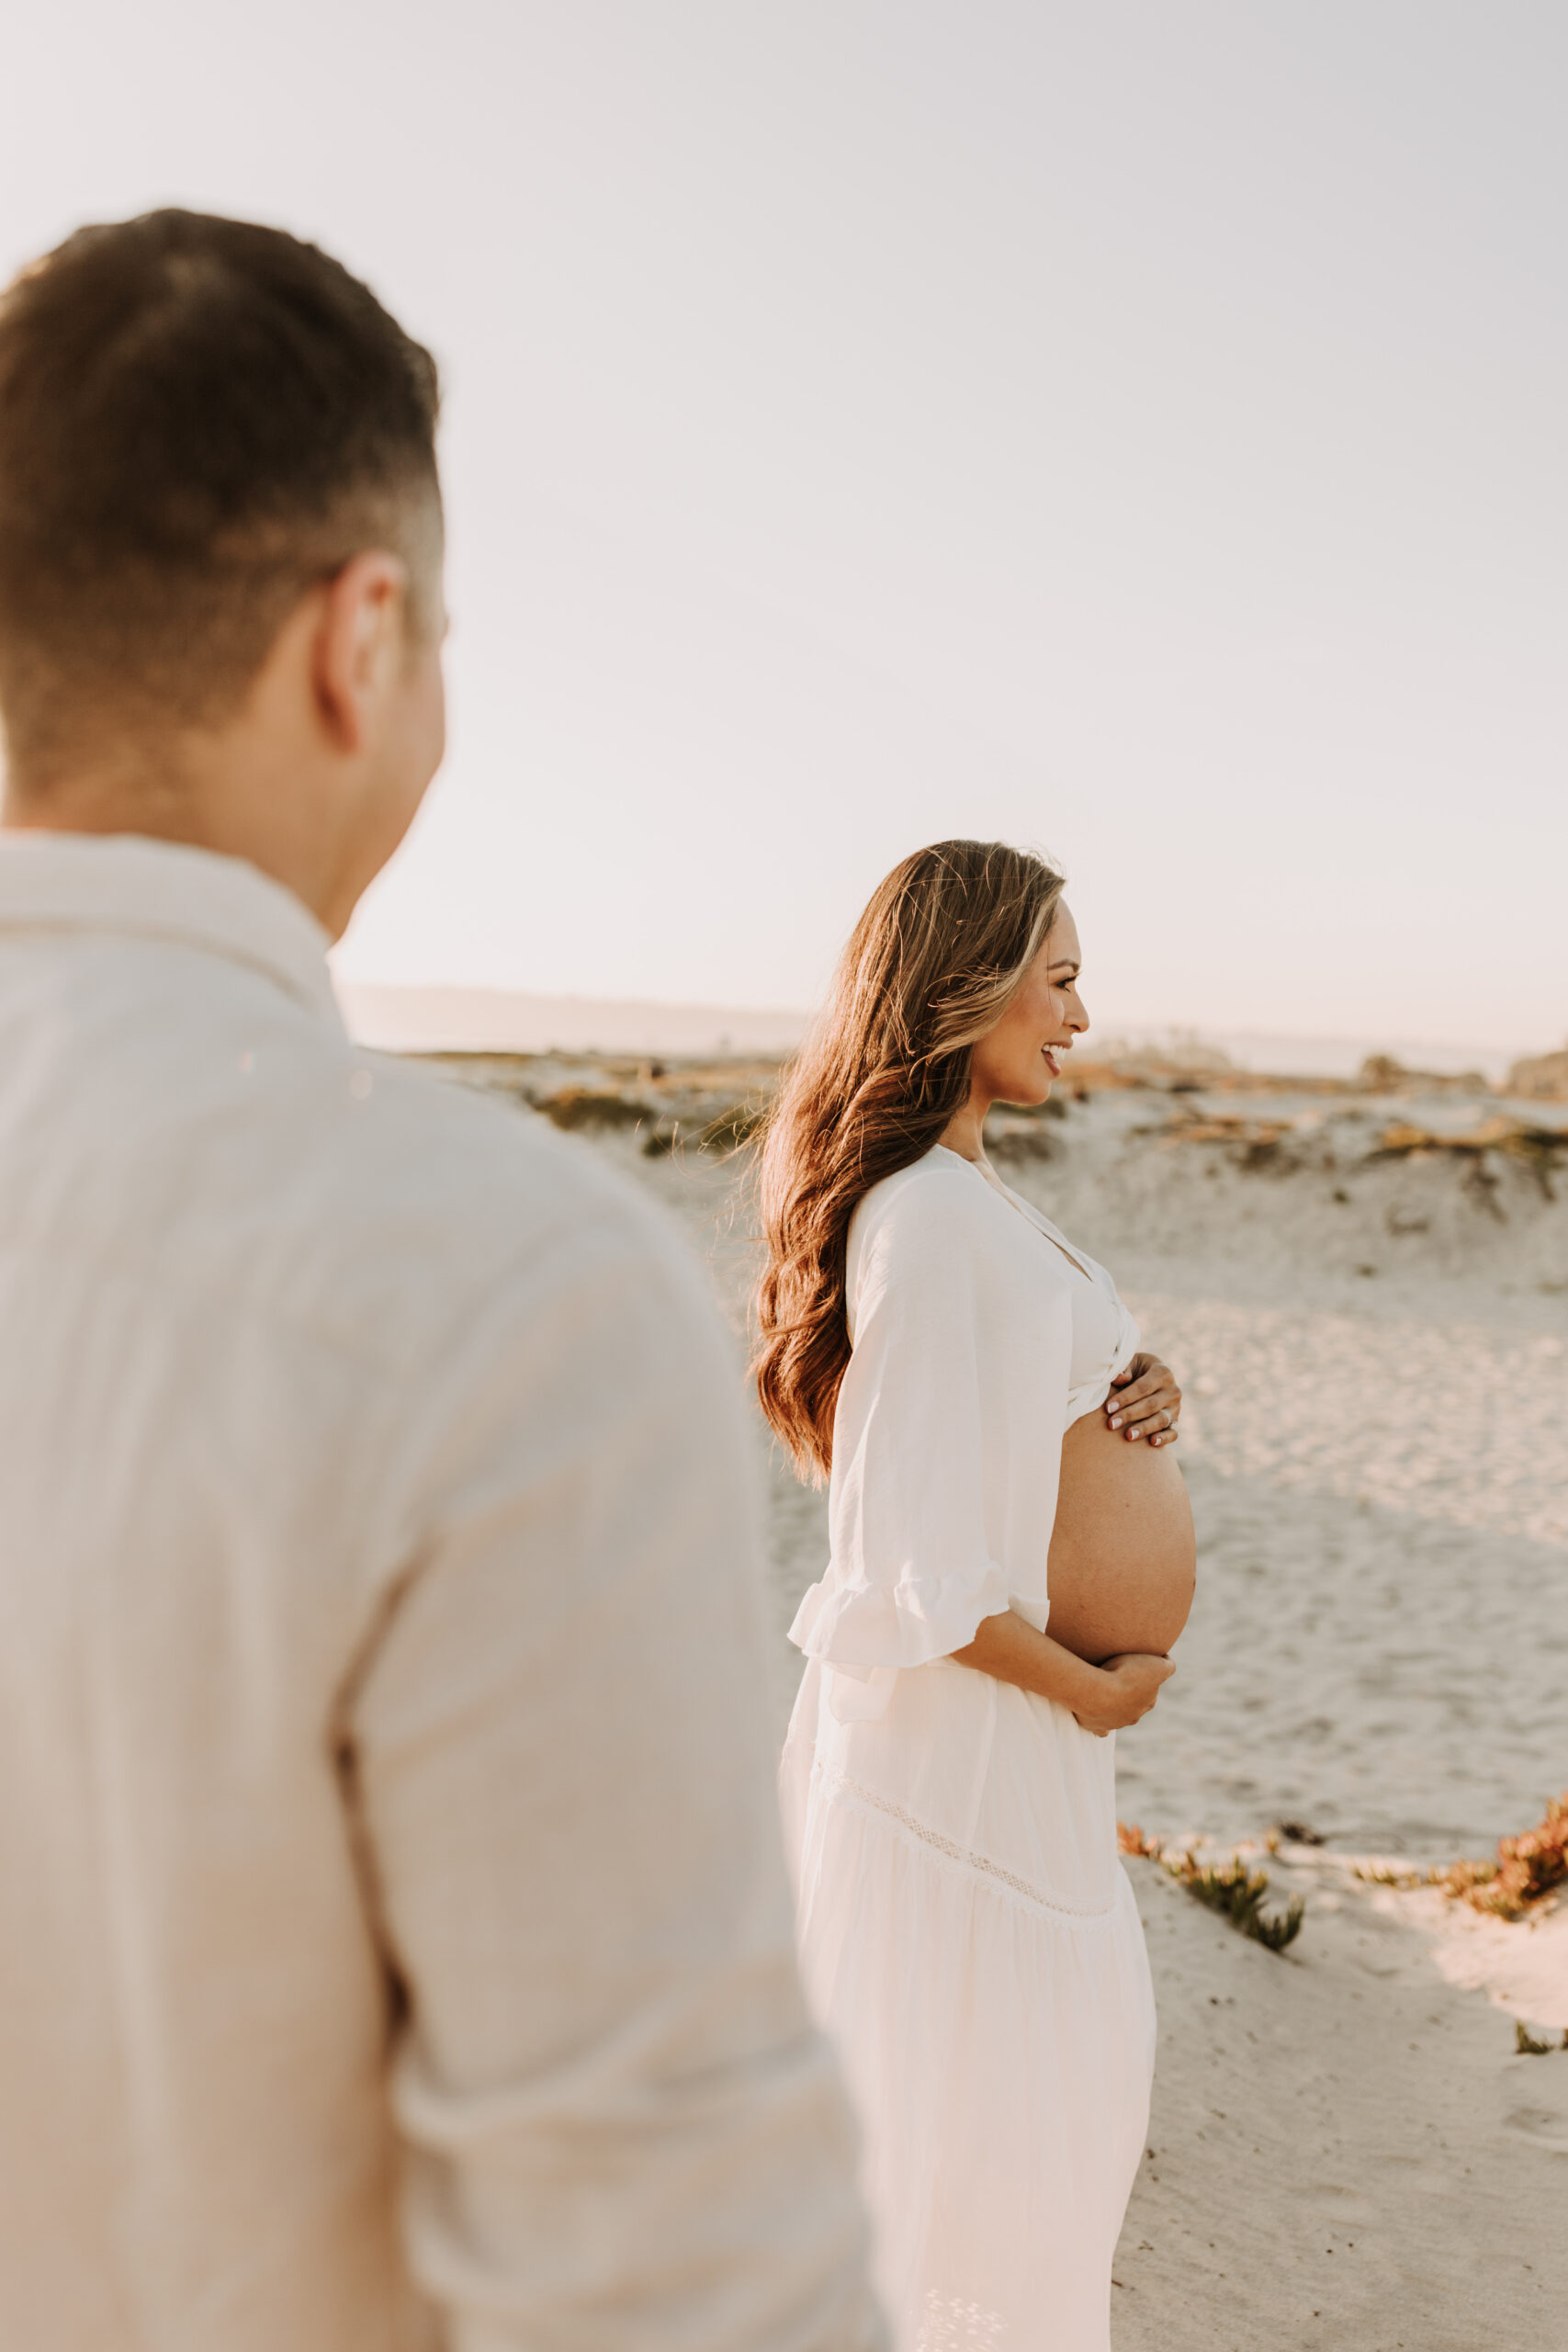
1045 1410 1196 1665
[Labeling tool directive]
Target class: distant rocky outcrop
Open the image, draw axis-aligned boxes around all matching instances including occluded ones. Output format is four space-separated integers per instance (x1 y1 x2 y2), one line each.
1506 1046 1568 1101
1356 1054 1489 1096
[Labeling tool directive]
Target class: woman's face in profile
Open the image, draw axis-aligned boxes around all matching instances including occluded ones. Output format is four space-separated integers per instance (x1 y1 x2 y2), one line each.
969 902 1089 1110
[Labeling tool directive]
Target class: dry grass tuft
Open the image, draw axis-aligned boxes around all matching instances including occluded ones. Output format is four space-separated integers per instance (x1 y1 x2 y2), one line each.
1142 1106 1303 1171
1118 1824 1305 1953
1169 1854 1306 1953
697 1101 768 1153
640 1099 768 1159
1371 1116 1568 1201
1143 1100 1568 1194
536 1088 659 1134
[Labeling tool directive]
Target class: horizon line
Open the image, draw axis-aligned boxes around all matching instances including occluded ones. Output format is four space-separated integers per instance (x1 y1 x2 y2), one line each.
335 981 1557 1080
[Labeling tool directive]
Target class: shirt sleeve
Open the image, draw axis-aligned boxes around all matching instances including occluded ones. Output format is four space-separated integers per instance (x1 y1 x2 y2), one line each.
789 1173 1066 1697
346 1203 885 2352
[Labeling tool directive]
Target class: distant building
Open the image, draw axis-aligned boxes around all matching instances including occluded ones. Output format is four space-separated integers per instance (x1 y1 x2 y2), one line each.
1506 1046 1568 1101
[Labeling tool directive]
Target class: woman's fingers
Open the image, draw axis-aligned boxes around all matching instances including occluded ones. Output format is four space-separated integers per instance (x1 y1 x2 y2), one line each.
1113 1390 1169 1424
1106 1382 1157 1426
1106 1362 1170 1410
1106 1355 1181 1444
1108 1394 1180 1439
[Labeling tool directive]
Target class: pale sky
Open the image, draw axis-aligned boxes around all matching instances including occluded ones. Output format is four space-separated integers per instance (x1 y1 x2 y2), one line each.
3 4 1563 1052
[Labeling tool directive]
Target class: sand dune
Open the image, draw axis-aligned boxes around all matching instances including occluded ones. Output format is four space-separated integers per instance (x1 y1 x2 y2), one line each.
1115 1848 1565 2349
409 1055 1568 2342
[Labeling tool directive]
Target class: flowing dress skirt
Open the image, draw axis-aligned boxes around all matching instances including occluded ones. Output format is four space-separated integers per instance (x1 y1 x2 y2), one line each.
781 1656 1156 2352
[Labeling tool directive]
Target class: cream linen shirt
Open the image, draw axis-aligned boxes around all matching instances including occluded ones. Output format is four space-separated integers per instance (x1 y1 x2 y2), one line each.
0 834 881 2352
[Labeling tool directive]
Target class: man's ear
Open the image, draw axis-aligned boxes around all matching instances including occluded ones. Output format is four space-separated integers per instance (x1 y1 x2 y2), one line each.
310 551 411 753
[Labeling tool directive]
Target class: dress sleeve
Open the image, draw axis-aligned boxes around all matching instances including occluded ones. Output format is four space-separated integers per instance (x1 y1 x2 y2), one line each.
788 1176 1021 1700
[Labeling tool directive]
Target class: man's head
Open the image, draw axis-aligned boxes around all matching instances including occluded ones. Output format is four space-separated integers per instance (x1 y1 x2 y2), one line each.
0 209 446 935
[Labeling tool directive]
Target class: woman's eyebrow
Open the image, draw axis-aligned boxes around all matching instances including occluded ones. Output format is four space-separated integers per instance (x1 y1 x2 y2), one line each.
1048 960 1080 977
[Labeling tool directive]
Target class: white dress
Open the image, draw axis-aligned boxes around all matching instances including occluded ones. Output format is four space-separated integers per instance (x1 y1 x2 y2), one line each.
782 1145 1157 2352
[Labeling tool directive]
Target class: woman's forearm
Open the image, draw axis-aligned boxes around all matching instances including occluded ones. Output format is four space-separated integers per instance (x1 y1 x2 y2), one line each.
949 1608 1107 1712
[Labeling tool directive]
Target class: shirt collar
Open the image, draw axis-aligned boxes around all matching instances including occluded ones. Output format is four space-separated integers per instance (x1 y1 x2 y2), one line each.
0 831 345 1030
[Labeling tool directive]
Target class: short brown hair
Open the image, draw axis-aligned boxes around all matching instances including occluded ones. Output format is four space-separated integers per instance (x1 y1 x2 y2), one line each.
0 209 441 785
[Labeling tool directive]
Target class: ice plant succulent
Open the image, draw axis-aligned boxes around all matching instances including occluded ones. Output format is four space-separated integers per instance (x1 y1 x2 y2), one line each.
1118 1824 1305 1954
1438 1795 1568 1922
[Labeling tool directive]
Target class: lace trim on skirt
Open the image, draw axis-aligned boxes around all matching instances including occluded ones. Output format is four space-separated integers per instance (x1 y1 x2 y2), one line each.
812 1760 1121 1925
914 2289 1007 2350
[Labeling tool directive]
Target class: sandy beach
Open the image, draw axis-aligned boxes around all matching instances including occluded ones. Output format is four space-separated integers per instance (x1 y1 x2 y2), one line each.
423 1050 1568 2341
1115 1845 1566 2348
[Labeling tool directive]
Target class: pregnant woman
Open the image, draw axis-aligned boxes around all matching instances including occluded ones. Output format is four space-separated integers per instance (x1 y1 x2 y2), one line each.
755 840 1195 2352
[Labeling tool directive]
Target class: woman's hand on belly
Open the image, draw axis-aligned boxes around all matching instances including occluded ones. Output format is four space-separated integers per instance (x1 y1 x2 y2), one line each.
1105 1351 1181 1446
1071 1651 1176 1739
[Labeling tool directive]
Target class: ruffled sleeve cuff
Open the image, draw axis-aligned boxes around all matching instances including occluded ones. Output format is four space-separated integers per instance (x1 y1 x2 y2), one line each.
787 1556 1012 1675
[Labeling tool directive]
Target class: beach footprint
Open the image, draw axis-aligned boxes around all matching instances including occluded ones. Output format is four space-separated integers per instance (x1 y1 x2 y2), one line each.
1502 2101 1568 2157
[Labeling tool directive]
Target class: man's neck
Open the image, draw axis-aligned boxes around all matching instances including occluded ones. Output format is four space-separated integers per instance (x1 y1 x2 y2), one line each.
2 757 357 942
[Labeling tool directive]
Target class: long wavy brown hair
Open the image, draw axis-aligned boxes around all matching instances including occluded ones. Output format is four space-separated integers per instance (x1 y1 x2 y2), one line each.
752 839 1066 1482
